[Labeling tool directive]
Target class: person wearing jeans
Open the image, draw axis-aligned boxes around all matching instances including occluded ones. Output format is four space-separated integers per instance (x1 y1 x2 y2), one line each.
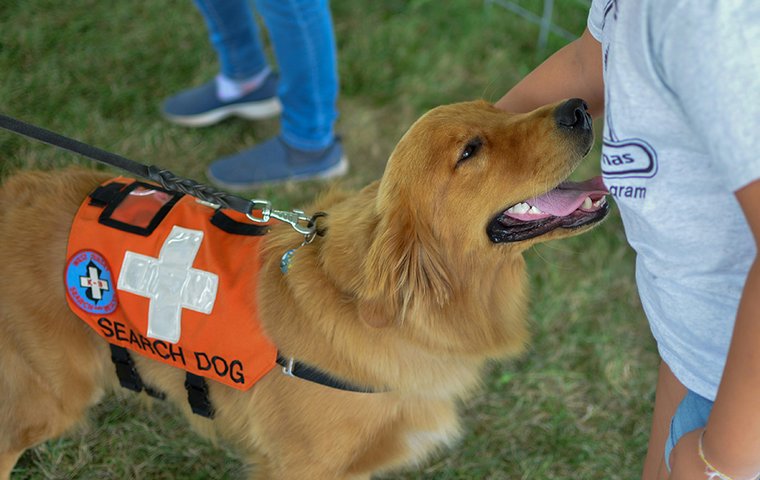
162 0 347 191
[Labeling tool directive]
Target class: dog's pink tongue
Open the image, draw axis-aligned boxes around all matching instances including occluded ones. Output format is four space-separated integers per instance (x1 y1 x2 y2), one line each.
505 176 608 220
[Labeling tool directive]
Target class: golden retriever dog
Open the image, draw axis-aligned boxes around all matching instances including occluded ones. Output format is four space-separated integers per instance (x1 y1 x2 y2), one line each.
0 99 608 479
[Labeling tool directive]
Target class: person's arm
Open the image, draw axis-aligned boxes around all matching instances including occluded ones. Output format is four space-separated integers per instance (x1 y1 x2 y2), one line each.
669 178 760 479
495 27 604 117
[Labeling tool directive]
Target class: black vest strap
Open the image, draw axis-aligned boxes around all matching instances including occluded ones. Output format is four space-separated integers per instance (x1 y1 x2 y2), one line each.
89 182 126 207
110 346 373 419
110 345 213 417
210 209 269 236
276 355 375 394
184 372 215 418
109 344 165 400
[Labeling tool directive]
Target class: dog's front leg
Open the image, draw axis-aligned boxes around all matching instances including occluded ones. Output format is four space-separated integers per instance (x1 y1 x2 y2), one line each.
0 451 23 480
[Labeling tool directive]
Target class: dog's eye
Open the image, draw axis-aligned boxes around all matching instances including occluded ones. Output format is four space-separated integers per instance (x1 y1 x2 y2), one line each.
458 137 483 165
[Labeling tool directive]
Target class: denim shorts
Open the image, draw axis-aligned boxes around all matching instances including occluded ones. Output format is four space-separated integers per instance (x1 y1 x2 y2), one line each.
665 389 714 470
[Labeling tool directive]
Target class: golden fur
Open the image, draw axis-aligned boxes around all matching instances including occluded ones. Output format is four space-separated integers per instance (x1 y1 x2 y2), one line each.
0 100 603 479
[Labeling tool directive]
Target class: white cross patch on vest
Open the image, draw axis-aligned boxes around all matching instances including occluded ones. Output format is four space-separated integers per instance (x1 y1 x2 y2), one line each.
80 264 109 300
117 226 218 343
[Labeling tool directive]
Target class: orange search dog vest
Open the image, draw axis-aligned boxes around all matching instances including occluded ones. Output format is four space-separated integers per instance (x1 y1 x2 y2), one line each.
64 177 277 390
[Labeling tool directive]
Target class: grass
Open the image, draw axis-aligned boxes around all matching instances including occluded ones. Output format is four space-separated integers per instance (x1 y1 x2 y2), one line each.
1 0 659 478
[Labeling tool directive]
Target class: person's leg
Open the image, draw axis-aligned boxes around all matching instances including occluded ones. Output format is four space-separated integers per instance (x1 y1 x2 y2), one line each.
642 361 687 480
193 0 268 81
162 0 281 126
254 0 339 150
206 0 346 189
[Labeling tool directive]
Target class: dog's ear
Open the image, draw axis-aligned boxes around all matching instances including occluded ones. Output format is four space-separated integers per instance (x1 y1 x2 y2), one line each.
358 209 453 328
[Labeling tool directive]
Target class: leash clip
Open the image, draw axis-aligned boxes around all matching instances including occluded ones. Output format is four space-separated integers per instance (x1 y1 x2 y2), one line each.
246 199 316 238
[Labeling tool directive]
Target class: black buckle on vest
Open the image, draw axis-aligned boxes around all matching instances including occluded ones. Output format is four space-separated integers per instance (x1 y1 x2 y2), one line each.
109 344 165 400
184 372 215 418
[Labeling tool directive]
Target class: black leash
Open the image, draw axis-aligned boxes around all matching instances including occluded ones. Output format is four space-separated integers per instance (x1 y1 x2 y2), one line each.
0 113 257 215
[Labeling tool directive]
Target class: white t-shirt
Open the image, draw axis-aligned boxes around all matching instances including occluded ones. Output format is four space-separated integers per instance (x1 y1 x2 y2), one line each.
588 0 760 400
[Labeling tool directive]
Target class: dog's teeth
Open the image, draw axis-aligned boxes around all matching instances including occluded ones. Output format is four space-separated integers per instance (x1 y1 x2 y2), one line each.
528 206 542 214
582 197 593 209
592 197 606 208
509 203 530 214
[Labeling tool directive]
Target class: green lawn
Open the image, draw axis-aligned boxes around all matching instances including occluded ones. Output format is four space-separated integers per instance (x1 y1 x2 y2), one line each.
1 0 658 478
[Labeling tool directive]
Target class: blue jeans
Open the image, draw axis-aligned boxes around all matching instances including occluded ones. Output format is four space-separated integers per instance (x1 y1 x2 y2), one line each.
194 0 339 150
665 389 714 471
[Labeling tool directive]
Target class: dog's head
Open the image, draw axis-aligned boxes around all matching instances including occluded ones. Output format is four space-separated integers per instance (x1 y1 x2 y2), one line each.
360 99 609 327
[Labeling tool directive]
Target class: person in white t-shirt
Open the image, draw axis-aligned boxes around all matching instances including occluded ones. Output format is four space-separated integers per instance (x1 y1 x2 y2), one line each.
497 1 760 479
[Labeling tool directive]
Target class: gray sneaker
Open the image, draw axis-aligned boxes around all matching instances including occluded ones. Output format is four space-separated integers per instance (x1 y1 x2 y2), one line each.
161 74 281 127
207 136 348 191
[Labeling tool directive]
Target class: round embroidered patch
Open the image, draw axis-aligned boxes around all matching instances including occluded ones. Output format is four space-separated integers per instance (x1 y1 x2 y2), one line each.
65 250 118 314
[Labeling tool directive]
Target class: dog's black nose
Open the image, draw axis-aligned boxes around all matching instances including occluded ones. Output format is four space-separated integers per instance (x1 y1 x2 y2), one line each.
555 98 591 131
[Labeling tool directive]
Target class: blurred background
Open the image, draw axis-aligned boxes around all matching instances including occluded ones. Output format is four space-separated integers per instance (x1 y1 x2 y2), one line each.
0 1 657 478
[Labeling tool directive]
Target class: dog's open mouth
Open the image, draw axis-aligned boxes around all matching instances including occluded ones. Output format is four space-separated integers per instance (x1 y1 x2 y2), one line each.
487 177 610 243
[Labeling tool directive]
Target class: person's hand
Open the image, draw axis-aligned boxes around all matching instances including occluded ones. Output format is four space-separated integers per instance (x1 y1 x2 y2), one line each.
667 428 707 479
